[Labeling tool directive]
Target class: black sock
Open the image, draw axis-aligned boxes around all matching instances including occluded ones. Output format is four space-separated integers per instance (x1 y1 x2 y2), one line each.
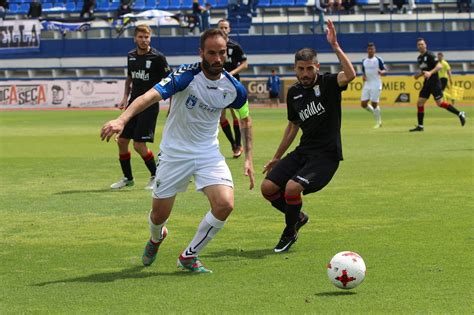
119 152 133 180
417 112 424 126
263 191 287 214
446 105 460 115
233 119 241 147
284 194 302 236
220 119 235 149
141 150 156 176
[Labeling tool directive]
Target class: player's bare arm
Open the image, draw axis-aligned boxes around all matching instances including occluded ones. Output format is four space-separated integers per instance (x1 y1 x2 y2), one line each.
424 63 442 79
101 88 162 142
118 76 132 109
230 60 249 77
240 116 255 190
326 19 356 87
263 121 299 174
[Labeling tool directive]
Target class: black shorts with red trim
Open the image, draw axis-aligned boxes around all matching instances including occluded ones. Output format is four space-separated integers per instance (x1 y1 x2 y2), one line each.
120 103 159 142
419 80 443 101
266 150 339 195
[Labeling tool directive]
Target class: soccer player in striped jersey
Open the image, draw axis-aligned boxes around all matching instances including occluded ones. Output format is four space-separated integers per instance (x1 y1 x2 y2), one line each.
361 42 386 128
101 29 254 273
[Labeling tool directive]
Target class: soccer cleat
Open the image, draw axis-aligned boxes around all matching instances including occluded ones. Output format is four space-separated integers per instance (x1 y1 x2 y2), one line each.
142 226 168 266
110 177 134 189
145 176 156 190
177 255 213 273
409 125 424 132
274 233 298 253
459 112 466 126
295 212 309 232
373 122 382 129
232 146 243 158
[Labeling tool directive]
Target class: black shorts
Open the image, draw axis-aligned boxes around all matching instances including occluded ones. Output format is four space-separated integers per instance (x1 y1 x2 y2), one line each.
266 150 340 195
440 78 448 91
269 91 279 99
120 103 159 142
419 80 443 101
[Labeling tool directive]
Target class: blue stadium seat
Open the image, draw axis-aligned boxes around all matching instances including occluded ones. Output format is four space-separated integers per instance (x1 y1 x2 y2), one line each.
281 0 295 6
96 0 110 12
269 0 283 7
65 2 76 11
133 0 146 10
19 3 30 13
8 3 19 13
42 2 53 10
157 0 169 9
168 0 180 9
145 0 157 9
257 0 271 7
294 0 307 5
109 1 119 10
181 0 193 9
215 0 228 8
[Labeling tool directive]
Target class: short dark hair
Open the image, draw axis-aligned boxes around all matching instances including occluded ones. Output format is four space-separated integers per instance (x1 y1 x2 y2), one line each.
200 28 227 50
367 42 375 48
416 37 425 43
217 19 229 26
295 48 318 64
135 24 152 36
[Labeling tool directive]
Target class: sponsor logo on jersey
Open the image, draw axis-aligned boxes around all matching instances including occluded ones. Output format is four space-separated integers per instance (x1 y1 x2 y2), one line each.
131 70 150 81
129 57 136 61
296 176 309 185
185 94 198 109
298 101 325 121
199 102 218 113
206 85 218 89
313 85 321 97
146 60 152 69
293 94 303 100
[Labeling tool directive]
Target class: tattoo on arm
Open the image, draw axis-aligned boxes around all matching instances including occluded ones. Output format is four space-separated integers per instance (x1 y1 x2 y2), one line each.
241 126 253 157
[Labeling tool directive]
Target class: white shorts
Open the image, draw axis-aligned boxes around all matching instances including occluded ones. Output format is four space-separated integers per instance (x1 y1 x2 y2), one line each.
152 152 233 199
361 86 382 103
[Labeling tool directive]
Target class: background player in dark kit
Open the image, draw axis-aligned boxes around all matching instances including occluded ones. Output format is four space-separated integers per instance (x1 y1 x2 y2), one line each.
111 24 171 189
409 38 465 132
261 19 356 253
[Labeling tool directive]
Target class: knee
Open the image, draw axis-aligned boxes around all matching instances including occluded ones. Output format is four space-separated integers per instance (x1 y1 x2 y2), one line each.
117 137 129 148
213 198 234 213
133 141 146 152
285 181 303 196
261 179 279 198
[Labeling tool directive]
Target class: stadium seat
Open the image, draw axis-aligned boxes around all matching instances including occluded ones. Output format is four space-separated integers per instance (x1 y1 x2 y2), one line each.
109 1 119 10
157 0 169 9
206 0 217 7
7 3 19 13
133 0 146 10
96 0 110 12
269 0 284 7
294 0 307 6
65 2 76 11
216 0 228 8
257 0 271 7
42 2 53 10
145 0 157 9
168 0 181 9
181 0 193 9
19 3 30 13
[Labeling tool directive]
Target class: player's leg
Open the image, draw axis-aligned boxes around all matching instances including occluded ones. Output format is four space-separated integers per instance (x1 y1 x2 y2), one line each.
410 85 429 131
361 87 375 116
219 109 236 152
111 136 134 189
142 156 194 266
230 108 243 158
433 85 466 126
133 141 157 189
142 196 175 266
371 88 382 128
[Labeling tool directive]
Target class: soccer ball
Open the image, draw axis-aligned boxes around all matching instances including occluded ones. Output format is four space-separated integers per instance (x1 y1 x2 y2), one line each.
327 251 366 290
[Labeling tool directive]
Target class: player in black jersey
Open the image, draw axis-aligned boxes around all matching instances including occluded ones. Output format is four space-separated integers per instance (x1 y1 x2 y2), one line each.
218 19 249 158
261 20 356 253
409 38 466 132
110 25 171 189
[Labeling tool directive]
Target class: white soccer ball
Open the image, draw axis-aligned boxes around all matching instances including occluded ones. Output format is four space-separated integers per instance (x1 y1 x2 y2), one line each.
327 251 366 290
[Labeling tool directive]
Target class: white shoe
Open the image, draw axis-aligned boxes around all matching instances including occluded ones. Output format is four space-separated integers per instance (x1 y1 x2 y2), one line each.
374 122 382 129
145 176 156 190
110 177 134 189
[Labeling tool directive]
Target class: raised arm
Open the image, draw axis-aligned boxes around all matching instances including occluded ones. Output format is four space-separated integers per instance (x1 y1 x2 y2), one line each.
263 121 299 174
100 88 162 142
326 19 356 87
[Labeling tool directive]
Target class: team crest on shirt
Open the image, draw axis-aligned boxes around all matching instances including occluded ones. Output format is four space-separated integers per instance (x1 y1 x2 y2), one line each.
146 60 152 69
223 91 228 99
313 85 321 97
185 94 198 109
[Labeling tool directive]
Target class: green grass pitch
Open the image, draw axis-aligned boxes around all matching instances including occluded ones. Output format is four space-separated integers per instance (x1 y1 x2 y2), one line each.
0 106 472 313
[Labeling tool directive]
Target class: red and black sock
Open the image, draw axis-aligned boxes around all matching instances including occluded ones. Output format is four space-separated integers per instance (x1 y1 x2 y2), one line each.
141 149 156 176
263 191 287 214
233 119 241 148
440 101 460 115
119 151 133 180
284 194 302 236
417 105 424 126
220 119 235 149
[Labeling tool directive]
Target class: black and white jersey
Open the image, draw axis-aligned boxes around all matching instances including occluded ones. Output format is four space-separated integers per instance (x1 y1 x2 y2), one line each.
127 47 171 102
287 73 347 161
224 38 247 81
417 50 439 83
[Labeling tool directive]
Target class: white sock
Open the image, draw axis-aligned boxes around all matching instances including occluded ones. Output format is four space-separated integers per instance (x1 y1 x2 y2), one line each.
148 211 167 243
181 211 225 258
374 107 382 123
365 104 374 113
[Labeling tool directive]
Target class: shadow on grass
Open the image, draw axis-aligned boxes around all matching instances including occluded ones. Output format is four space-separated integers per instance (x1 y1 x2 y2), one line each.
315 291 356 297
34 266 192 286
54 189 132 195
206 248 282 260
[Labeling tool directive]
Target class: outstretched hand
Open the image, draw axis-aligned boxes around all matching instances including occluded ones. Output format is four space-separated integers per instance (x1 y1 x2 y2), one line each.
326 19 338 48
244 159 255 190
100 119 125 142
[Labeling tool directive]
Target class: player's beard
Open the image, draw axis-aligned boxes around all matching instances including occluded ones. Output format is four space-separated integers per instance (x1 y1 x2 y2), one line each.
297 73 317 88
202 59 223 77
